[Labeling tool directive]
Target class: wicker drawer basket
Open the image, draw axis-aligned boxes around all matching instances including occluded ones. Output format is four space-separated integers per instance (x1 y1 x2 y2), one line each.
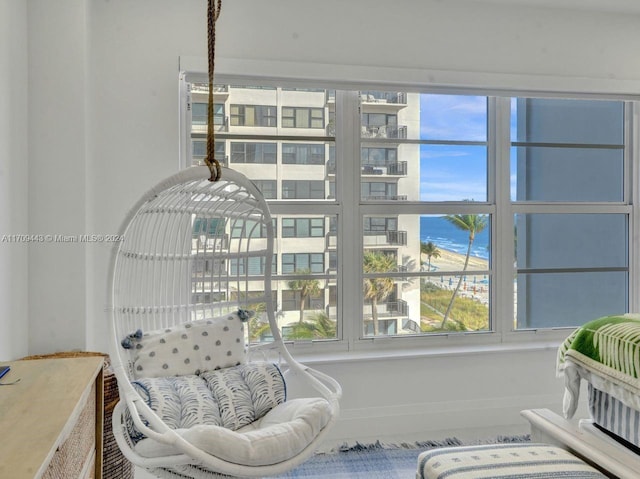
42 381 96 479
23 352 134 479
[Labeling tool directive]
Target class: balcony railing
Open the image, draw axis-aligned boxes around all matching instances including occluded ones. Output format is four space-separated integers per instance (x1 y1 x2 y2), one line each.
326 90 407 105
363 298 409 319
402 318 420 333
386 230 407 245
326 159 336 175
191 233 230 252
360 91 407 104
387 161 407 176
190 84 229 95
326 123 336 137
361 161 408 176
362 194 408 201
326 231 337 249
386 299 409 316
361 165 384 175
191 116 229 133
397 265 409 281
363 230 407 246
192 155 229 168
361 125 407 139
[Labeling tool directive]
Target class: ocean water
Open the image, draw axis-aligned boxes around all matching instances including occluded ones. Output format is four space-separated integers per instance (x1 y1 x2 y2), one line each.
420 216 489 260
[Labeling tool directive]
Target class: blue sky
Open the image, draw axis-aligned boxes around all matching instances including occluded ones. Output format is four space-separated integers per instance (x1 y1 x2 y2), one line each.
419 95 518 201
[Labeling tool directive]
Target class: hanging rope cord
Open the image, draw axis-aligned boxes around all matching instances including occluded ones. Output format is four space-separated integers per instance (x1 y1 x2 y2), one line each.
205 0 223 181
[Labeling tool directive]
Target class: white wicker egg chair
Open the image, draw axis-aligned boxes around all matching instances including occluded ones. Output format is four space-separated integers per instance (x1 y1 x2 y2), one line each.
108 166 341 478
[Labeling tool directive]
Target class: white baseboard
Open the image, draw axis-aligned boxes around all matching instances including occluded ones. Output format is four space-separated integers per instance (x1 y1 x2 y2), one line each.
323 393 563 448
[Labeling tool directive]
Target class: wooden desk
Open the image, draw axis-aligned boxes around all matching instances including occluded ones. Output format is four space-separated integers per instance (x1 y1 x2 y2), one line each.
0 357 104 479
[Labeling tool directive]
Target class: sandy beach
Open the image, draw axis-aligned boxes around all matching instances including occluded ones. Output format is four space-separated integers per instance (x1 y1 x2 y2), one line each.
423 248 488 272
422 249 490 305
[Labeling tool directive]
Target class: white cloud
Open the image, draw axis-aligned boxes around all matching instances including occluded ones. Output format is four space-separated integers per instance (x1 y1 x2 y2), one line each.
420 149 471 160
419 94 488 142
420 179 487 202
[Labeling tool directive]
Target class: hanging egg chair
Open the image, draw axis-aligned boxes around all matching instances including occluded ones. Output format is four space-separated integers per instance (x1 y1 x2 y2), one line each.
108 5 340 477
108 165 342 478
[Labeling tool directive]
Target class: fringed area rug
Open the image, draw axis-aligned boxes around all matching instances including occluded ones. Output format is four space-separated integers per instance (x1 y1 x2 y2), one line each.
268 436 531 479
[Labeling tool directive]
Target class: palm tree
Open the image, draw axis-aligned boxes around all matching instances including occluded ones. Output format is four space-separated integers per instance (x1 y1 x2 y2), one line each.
287 269 321 323
440 214 487 328
363 251 397 336
310 311 337 339
288 311 337 340
421 241 441 271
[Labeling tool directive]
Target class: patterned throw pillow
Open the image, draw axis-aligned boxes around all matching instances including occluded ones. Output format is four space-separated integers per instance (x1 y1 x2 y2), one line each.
129 362 287 440
125 312 248 379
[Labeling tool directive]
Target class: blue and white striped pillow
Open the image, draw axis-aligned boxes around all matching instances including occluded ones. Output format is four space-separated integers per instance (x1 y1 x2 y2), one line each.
129 362 286 441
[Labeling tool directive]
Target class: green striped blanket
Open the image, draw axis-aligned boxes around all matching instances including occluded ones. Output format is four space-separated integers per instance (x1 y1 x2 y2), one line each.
558 314 640 383
558 314 640 419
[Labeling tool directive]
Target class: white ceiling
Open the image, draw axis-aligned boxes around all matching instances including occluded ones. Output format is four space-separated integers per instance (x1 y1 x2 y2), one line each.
468 0 640 14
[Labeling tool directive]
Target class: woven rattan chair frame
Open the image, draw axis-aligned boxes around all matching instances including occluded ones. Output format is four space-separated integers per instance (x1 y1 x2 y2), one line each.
108 166 341 478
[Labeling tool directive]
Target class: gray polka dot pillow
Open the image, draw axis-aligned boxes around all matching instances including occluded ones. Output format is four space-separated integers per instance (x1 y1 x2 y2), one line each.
128 312 247 379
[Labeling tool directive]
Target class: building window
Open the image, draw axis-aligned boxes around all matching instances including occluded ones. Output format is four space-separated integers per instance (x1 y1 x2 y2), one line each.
361 182 400 201
231 219 275 239
364 217 397 232
192 140 225 166
362 147 397 166
182 79 634 350
230 256 276 276
282 180 325 199
282 144 325 165
362 113 406 138
282 107 324 128
230 142 276 164
230 104 277 127
193 102 224 125
282 289 325 312
193 217 224 237
282 218 325 238
281 253 324 274
252 180 277 199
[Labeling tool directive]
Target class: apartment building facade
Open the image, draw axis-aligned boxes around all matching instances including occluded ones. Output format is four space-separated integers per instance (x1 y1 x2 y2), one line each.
186 83 421 339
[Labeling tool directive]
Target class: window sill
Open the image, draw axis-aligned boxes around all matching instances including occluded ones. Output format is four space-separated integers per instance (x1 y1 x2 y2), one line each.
289 335 565 366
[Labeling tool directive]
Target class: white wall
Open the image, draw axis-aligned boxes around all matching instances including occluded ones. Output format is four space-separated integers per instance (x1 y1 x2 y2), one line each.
0 0 29 361
26 0 90 354
6 0 640 442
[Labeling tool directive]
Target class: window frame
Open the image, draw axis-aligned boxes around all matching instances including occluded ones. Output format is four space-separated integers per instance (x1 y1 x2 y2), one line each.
179 71 639 357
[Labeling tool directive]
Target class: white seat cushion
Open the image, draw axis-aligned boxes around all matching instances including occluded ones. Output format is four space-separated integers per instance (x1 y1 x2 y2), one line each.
135 397 332 466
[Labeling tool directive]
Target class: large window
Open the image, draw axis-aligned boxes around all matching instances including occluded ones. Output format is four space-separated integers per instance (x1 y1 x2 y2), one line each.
282 253 325 274
282 218 325 238
230 142 276 164
230 104 277 127
182 78 635 351
282 143 325 165
282 107 324 129
511 98 627 329
282 180 325 199
193 102 225 125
